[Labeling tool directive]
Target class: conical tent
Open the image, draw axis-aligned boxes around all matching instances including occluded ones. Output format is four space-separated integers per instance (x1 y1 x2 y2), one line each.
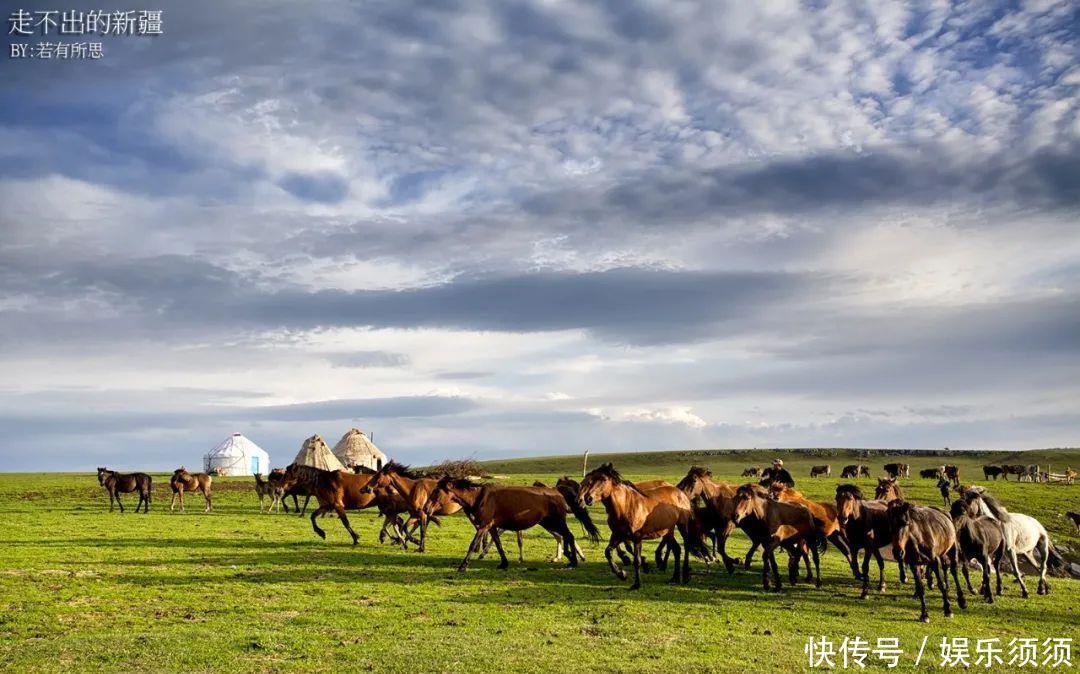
332 428 387 471
292 434 345 471
203 433 271 477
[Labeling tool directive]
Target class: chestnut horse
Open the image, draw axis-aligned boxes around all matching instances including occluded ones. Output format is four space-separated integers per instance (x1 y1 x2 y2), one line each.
732 483 823 590
768 483 852 570
426 476 597 571
578 463 692 589
887 500 966 622
284 464 412 545
169 467 213 512
874 477 904 502
97 467 152 513
676 467 742 573
361 461 462 552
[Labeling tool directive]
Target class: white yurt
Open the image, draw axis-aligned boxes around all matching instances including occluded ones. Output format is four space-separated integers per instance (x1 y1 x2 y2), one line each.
292 434 345 471
203 433 271 476
332 428 387 471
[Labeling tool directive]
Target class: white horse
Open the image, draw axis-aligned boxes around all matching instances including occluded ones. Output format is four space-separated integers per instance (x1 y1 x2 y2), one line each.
962 488 1060 596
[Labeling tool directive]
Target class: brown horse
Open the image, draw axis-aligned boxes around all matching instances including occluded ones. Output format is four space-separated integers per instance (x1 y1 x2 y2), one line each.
169 467 212 512
254 473 274 511
733 483 823 590
361 461 462 552
285 464 412 545
874 477 904 502
426 476 597 571
578 463 692 589
834 484 906 596
97 467 152 513
768 483 852 569
676 467 742 573
887 500 966 622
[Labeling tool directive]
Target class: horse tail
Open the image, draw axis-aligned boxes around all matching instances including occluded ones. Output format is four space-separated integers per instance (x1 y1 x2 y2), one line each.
562 489 600 543
427 515 442 528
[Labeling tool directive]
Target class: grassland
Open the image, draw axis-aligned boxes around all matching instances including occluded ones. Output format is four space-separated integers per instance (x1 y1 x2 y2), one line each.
1 448 1078 672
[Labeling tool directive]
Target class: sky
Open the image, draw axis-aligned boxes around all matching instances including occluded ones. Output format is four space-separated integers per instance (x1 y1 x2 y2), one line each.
1 0 1078 470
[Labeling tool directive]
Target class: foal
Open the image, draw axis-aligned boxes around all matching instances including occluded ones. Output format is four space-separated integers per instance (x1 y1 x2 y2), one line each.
578 463 692 589
732 484 822 591
169 467 213 512
97 467 152 513
887 500 966 622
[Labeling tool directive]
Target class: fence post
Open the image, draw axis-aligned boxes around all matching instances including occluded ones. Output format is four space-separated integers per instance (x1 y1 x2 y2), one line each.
582 450 589 478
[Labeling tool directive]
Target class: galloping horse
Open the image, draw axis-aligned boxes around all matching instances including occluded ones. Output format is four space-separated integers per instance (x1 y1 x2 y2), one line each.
767 484 853 570
949 499 1006 603
361 461 462 552
97 467 152 513
426 476 597 571
732 483 823 590
834 484 905 597
962 488 1061 596
578 463 693 589
887 500 966 622
676 467 742 573
285 464 413 545
169 467 213 512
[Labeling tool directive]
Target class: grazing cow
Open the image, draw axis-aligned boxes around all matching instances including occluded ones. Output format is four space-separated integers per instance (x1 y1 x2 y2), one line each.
884 463 909 479
982 465 1004 481
920 467 943 479
943 465 961 488
1001 465 1026 481
809 465 831 478
740 466 760 477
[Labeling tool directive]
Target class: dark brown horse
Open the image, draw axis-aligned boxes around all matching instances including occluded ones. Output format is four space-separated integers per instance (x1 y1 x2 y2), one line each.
97 467 152 513
169 467 212 512
887 500 966 622
426 476 597 571
361 461 462 552
834 484 906 596
578 463 692 589
733 483 823 590
874 477 904 502
286 464 411 545
949 499 1006 603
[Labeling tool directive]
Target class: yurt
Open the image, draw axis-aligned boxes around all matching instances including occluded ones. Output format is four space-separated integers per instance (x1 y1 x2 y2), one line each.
203 433 271 476
292 434 345 471
332 428 387 471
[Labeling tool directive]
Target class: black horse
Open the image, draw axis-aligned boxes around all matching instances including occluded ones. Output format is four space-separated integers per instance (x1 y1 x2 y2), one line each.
97 467 152 513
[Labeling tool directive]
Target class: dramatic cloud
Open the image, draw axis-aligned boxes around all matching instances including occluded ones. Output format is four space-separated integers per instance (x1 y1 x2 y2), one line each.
2 0 1078 468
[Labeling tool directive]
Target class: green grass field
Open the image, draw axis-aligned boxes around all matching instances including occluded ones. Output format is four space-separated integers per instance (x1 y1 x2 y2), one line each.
1 449 1078 672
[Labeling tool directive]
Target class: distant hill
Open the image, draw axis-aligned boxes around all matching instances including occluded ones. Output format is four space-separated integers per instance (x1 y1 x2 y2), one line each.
478 447 1080 476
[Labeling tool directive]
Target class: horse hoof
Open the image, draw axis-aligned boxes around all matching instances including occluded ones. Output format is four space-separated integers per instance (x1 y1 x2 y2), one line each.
919 615 930 623
615 571 628 581
628 583 641 591
944 610 953 618
859 592 869 600
957 599 967 610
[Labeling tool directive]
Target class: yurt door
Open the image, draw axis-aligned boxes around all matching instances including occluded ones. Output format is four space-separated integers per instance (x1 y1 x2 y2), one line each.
250 456 259 474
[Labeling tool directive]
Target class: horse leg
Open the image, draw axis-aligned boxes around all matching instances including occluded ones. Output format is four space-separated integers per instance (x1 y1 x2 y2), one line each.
811 538 822 588
418 512 430 553
654 540 667 572
490 530 510 570
458 527 487 572
829 531 852 571
961 555 976 595
170 491 177 512
116 493 124 513
550 533 564 562
761 541 776 591
546 517 579 568
310 506 329 539
516 531 524 563
1036 535 1050 595
993 545 1004 596
604 533 627 581
477 531 492 560
787 550 800 585
1007 544 1029 598
299 495 311 516
204 489 212 513
630 539 643 590
932 558 952 618
744 541 760 569
178 489 185 512
948 548 965 609
873 547 886 592
717 522 737 574
335 506 360 545
978 552 993 603
912 561 929 623
667 535 682 585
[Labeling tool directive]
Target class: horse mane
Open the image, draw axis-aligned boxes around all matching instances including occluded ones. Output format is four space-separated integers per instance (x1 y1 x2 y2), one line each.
442 476 482 491
353 464 376 474
287 463 327 486
835 484 864 500
592 463 648 496
380 460 421 480
686 466 712 479
968 490 1011 522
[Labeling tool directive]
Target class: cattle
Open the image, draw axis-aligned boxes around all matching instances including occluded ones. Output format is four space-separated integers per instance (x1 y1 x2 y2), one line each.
1001 465 1026 481
809 465 831 478
883 463 909 479
982 465 1004 481
740 466 760 477
943 465 960 488
920 467 943 479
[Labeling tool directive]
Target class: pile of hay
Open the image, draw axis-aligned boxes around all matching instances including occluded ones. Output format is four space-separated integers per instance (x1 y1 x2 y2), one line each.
428 458 491 479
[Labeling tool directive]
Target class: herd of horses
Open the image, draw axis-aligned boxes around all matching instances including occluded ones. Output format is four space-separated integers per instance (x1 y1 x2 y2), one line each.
94 459 1070 622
